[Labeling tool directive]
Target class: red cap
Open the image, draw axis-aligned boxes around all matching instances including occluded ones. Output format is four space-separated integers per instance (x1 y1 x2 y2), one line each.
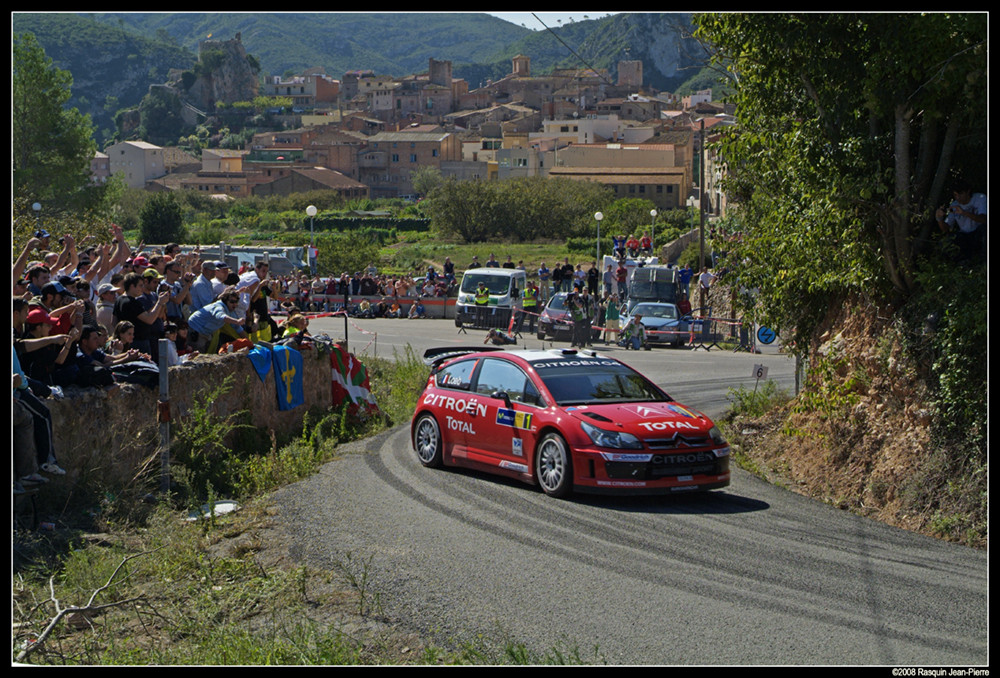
26 308 57 325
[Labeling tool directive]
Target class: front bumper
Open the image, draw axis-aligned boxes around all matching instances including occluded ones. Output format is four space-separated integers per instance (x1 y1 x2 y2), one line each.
570 445 731 494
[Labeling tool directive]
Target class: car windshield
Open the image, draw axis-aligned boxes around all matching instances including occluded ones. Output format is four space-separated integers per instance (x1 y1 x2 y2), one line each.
533 358 670 406
632 304 677 319
460 274 514 295
546 294 568 310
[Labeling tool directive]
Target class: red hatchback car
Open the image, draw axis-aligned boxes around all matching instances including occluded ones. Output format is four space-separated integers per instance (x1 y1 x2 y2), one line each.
410 347 731 497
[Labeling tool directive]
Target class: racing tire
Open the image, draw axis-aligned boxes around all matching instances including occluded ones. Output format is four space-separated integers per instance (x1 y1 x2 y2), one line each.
413 414 444 468
535 432 573 498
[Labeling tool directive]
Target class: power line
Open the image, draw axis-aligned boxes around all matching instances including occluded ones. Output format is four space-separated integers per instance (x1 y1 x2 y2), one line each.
530 12 616 87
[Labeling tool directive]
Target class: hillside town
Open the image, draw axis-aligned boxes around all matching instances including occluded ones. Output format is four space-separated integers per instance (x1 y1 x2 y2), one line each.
92 34 733 218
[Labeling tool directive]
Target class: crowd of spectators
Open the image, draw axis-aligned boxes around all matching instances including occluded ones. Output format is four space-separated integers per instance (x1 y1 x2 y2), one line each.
10 226 290 494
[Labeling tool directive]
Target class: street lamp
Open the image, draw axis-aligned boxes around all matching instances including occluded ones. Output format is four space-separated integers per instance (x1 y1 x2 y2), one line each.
32 202 41 232
306 204 317 247
594 211 603 264
306 205 317 275
649 209 657 258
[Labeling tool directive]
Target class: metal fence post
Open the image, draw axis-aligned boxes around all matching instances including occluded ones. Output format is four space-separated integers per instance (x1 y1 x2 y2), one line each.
158 338 170 494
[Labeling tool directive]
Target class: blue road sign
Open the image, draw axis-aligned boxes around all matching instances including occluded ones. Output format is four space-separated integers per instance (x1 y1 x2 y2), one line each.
757 326 776 345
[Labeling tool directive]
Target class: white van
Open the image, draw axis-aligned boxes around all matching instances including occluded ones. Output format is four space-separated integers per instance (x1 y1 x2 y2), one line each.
455 267 527 328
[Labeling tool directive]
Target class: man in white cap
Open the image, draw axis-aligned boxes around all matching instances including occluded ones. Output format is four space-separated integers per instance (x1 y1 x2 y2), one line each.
189 260 216 312
95 283 118 335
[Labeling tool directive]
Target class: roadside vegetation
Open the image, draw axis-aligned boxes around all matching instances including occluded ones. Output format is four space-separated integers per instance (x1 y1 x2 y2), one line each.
13 347 603 665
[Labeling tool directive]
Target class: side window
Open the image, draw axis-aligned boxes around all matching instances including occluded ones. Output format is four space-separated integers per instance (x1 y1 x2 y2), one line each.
475 359 541 406
435 359 476 391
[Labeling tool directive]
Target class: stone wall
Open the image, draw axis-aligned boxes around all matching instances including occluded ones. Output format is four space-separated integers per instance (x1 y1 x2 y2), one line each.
43 347 333 494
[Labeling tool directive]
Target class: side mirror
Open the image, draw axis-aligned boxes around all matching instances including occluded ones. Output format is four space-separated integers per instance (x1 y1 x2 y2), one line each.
491 390 513 409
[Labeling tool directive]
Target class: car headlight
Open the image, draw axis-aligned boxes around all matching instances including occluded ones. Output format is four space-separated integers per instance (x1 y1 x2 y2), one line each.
580 420 644 449
709 426 727 445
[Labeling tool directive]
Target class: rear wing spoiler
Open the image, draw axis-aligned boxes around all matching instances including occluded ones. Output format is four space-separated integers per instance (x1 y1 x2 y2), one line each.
422 346 503 369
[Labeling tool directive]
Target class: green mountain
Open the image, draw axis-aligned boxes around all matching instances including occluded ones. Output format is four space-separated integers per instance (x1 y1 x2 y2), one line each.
13 12 711 146
12 13 197 143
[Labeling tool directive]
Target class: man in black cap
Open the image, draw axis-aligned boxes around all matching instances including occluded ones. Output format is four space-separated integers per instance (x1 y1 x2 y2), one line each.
34 229 51 251
212 260 230 298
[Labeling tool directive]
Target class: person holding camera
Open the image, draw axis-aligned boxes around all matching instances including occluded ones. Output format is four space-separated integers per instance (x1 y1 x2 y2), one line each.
936 179 986 263
162 261 193 322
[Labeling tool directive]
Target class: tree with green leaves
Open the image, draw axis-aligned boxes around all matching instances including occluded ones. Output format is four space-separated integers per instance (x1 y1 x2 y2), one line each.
139 191 185 244
694 13 987 343
13 32 99 216
423 176 611 243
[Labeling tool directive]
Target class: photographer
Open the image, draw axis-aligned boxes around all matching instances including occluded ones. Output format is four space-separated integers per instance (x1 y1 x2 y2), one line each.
162 261 193 322
936 179 986 263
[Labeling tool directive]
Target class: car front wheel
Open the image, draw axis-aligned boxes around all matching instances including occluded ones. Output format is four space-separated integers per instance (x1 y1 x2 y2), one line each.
535 432 573 498
414 414 444 468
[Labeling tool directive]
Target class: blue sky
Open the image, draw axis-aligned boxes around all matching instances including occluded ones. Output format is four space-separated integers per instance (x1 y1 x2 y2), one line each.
488 12 617 29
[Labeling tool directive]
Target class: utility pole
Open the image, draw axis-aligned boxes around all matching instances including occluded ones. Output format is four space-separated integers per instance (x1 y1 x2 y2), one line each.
698 118 706 316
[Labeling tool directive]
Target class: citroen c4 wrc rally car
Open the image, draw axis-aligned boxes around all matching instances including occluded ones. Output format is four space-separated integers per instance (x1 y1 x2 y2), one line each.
410 347 730 497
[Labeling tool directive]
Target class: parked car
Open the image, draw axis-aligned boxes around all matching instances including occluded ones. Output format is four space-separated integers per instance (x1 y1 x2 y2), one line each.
535 292 601 342
619 302 691 348
411 347 731 497
536 292 574 341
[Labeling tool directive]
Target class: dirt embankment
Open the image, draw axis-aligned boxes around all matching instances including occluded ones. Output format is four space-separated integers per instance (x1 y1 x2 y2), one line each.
721 291 984 548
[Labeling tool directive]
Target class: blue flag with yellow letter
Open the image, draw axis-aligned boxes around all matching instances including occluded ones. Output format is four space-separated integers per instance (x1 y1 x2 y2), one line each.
272 344 304 410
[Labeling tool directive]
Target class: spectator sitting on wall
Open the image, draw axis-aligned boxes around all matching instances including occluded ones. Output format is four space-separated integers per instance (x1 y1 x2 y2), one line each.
186 287 247 354
74 324 140 387
408 299 426 318
161 322 198 365
173 319 196 357
640 232 652 255
109 321 139 356
19 307 81 387
13 342 66 480
626 235 640 257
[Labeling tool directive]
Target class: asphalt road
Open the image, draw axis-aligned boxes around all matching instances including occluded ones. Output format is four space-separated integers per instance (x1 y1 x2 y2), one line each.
269 316 987 665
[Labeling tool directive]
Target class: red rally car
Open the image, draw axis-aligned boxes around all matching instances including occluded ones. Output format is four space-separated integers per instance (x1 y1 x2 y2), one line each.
410 347 731 497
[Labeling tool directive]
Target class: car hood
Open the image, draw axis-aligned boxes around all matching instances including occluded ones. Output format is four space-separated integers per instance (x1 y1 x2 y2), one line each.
564 400 713 436
638 317 679 328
